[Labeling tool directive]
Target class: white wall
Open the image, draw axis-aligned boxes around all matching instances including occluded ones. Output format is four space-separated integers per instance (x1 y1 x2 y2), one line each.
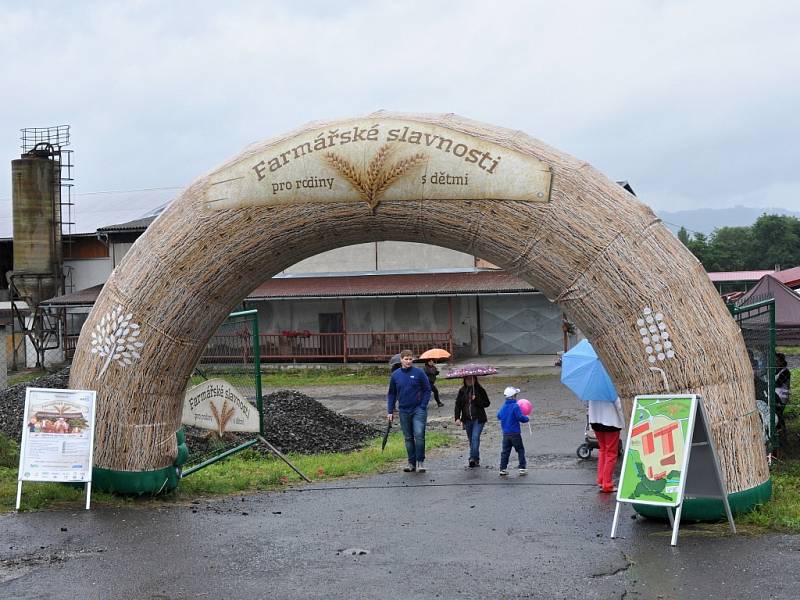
282 242 475 275
64 258 113 293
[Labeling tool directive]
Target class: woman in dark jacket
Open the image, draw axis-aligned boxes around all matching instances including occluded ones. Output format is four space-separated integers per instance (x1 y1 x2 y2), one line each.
454 375 491 467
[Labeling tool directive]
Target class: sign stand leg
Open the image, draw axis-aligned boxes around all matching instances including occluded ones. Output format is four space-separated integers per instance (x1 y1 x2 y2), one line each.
670 504 683 546
666 506 674 528
722 495 736 534
610 501 622 538
15 481 23 510
85 482 92 510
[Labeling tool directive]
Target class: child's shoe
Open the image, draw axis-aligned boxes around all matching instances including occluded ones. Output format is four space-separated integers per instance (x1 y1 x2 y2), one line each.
499 469 508 476
417 462 426 473
519 468 528 476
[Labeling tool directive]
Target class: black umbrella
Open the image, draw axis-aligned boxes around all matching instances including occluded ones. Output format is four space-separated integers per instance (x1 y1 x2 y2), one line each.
381 421 392 451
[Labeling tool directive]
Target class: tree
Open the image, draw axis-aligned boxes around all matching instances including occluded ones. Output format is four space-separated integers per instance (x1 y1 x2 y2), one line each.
675 214 800 272
750 214 800 269
705 226 752 271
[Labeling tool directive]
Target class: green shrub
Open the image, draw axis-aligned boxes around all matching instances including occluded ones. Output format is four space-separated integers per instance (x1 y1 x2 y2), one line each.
0 433 19 469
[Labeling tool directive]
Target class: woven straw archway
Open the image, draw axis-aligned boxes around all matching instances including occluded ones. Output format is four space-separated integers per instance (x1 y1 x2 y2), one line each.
70 112 767 495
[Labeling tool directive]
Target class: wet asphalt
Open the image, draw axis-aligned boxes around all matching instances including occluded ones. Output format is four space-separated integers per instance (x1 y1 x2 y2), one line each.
2 374 800 599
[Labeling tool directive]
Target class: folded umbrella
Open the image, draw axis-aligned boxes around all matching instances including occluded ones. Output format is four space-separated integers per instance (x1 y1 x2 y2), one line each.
560 339 617 402
381 421 392 452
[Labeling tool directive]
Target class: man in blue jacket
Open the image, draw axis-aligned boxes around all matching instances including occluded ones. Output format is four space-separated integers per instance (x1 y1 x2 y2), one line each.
387 349 432 473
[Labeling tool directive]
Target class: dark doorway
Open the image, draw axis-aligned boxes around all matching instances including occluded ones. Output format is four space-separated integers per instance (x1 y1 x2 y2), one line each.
319 312 344 356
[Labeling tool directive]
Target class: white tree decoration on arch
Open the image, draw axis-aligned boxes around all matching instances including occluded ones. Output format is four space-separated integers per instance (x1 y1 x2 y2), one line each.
90 305 144 377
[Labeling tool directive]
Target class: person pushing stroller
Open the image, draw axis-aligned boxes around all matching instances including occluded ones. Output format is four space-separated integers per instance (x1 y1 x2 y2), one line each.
497 386 529 476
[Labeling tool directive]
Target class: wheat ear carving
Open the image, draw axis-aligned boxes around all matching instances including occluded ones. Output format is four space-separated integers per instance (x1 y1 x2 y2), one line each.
210 400 236 436
324 144 427 212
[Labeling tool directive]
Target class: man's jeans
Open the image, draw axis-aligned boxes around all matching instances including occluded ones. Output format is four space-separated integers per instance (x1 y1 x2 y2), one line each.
399 406 427 465
500 433 526 469
463 419 485 462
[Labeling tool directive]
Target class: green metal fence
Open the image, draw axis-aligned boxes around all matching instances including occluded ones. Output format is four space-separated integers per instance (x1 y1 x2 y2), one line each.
181 309 264 476
729 297 777 452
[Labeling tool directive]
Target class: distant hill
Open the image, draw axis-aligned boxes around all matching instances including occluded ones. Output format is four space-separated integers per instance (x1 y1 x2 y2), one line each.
657 206 800 236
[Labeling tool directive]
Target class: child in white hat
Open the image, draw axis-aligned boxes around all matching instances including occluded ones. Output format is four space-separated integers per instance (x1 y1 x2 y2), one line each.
496 386 529 476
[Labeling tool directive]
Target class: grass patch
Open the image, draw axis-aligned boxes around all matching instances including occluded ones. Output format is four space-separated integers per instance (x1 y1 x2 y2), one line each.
777 345 800 356
7 369 49 387
189 367 554 389
0 431 452 512
176 430 451 496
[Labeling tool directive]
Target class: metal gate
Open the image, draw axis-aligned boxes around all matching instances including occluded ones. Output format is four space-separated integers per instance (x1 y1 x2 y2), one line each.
479 294 562 355
730 298 777 452
181 309 264 476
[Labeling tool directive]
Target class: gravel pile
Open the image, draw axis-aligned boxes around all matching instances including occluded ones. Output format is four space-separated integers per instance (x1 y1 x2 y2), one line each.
0 368 71 443
1 373 379 458
184 389 380 457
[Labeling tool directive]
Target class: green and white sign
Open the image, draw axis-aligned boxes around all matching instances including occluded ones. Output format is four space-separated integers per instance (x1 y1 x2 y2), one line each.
617 395 696 506
611 394 736 546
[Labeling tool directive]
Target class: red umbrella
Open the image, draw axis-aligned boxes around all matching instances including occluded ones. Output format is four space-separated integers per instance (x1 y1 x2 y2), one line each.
419 348 452 361
444 364 498 379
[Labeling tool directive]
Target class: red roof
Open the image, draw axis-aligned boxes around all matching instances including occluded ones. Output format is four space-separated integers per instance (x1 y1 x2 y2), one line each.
706 270 774 282
774 266 800 288
248 270 535 299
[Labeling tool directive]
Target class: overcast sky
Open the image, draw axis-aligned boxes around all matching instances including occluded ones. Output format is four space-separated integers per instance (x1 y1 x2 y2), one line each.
1 0 798 232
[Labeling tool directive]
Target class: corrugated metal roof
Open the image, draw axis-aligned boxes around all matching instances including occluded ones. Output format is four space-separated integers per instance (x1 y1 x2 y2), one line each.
247 270 535 299
706 270 774 282
97 216 158 232
43 271 537 307
774 266 800 288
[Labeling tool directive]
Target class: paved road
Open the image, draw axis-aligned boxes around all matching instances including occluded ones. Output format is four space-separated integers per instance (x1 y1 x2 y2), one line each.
2 375 799 599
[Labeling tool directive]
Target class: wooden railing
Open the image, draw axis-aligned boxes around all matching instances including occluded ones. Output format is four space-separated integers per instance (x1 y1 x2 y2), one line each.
65 330 453 363
258 330 452 362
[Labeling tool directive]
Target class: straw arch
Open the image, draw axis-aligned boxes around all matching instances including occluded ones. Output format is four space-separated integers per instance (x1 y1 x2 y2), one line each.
70 112 768 499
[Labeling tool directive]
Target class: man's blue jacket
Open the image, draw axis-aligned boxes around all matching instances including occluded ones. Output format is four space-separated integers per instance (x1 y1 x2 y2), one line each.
387 366 432 414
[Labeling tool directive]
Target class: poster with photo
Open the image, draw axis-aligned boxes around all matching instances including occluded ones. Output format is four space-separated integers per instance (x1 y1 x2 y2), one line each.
18 387 97 483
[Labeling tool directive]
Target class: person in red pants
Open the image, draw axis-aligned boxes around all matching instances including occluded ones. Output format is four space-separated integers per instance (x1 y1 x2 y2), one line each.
588 398 625 493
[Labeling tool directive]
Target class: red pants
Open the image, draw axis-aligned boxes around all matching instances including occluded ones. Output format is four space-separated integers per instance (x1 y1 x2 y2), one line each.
594 429 620 492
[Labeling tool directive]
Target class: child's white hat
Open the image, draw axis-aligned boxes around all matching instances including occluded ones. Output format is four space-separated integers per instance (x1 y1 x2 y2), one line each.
504 386 520 397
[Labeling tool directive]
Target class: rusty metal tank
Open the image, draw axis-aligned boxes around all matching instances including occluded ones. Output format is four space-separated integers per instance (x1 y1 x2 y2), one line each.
10 148 61 306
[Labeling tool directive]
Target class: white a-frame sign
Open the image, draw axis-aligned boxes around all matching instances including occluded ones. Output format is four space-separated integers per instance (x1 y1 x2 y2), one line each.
16 387 97 510
610 394 736 546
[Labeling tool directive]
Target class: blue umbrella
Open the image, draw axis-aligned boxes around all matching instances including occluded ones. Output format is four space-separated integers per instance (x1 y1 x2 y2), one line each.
560 339 617 402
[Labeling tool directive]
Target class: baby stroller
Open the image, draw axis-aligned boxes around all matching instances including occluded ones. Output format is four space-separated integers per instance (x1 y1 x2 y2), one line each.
576 414 623 459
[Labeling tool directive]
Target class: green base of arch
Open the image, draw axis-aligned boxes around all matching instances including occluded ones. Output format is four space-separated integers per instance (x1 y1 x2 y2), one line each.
91 430 188 495
632 478 772 521
92 465 181 495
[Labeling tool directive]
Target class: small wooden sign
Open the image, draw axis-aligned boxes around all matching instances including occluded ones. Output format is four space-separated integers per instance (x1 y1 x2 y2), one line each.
182 379 260 435
611 394 735 545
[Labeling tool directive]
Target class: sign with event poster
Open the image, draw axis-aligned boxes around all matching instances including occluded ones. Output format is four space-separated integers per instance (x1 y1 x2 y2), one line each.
617 395 697 507
18 387 97 483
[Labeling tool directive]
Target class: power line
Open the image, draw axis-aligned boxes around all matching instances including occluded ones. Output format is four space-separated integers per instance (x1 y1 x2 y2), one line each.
0 184 185 203
660 219 705 237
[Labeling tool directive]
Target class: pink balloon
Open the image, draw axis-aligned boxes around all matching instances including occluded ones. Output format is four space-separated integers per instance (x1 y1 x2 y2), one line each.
517 398 532 416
